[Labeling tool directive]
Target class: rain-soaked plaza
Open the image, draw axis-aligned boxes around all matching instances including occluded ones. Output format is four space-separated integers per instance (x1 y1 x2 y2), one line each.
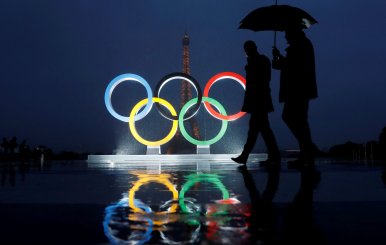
1 158 386 245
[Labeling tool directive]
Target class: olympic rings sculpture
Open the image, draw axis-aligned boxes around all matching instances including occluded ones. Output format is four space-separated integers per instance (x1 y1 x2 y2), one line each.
105 71 246 146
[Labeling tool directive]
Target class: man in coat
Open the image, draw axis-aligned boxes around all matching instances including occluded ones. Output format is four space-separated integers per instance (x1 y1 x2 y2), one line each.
232 40 280 165
272 28 318 166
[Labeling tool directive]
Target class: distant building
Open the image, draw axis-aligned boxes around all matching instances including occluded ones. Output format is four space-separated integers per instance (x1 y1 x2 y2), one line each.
165 33 201 154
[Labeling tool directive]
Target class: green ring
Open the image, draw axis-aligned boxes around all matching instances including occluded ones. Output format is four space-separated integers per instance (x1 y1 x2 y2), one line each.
179 174 230 214
179 97 228 145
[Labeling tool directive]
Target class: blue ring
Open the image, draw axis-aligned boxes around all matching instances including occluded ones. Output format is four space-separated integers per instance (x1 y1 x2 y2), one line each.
104 74 153 122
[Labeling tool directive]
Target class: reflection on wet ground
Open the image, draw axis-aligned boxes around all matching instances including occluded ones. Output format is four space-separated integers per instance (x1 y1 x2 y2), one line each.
0 159 386 244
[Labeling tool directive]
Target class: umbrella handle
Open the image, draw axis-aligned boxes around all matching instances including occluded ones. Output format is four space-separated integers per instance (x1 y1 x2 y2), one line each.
273 30 277 48
274 0 278 47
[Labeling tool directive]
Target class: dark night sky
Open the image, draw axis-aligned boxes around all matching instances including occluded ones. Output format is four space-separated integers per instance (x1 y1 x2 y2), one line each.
1 0 386 154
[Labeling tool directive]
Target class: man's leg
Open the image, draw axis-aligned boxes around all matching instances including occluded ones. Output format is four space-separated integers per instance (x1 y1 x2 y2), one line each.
243 113 260 155
232 113 259 164
282 101 314 164
259 113 281 163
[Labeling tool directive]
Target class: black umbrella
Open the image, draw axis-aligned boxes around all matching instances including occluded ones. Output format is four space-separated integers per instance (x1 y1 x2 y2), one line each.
239 5 317 46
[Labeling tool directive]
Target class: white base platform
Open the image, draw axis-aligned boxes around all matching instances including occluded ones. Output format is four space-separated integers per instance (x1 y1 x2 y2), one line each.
87 153 267 164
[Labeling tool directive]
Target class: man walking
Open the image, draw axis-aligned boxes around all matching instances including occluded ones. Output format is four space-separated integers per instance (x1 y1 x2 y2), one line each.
232 41 280 165
272 28 318 167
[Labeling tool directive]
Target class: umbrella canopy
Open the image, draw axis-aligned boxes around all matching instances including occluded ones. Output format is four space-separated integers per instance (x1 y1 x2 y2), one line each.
239 5 318 32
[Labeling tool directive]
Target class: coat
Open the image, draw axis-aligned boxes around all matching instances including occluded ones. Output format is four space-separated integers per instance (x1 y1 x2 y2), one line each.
241 54 274 113
273 36 318 103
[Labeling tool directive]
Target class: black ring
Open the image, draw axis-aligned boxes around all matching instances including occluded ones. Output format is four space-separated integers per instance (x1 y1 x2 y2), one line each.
154 72 202 121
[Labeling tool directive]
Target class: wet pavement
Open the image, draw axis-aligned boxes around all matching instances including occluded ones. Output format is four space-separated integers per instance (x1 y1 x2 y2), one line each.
0 158 385 244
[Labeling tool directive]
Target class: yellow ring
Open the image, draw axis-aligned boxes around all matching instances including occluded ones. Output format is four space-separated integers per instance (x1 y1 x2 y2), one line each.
129 98 178 146
128 175 179 214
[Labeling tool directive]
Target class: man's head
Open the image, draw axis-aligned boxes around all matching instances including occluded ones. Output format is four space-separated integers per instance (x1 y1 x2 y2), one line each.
285 28 305 44
244 40 258 57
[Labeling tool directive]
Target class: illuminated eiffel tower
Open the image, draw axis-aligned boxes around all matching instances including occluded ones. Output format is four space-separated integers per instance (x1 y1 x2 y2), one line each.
165 33 201 154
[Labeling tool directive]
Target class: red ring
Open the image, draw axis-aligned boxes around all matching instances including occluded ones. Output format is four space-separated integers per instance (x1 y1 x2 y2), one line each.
203 72 247 121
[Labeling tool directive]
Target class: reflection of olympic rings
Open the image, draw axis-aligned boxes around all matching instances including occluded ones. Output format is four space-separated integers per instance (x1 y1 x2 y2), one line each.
179 174 230 214
103 197 153 245
159 224 201 244
105 72 246 146
128 175 179 214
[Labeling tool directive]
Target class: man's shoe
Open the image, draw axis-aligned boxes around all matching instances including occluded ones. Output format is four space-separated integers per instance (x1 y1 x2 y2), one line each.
231 155 248 164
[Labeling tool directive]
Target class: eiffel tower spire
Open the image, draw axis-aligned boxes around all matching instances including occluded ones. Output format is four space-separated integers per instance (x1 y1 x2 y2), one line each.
165 33 201 154
179 33 200 140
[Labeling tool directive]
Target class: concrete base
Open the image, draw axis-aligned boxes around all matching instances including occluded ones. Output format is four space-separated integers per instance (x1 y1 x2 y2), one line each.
196 145 210 154
87 153 267 164
146 146 161 155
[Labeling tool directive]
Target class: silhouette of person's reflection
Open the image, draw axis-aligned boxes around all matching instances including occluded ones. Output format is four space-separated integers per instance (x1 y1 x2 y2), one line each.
282 166 323 244
272 28 319 167
238 164 280 244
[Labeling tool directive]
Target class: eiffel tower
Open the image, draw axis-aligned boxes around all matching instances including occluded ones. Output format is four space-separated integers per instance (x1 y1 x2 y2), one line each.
165 33 201 154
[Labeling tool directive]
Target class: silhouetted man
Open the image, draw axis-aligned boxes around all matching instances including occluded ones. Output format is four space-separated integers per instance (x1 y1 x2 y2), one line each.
272 28 318 166
232 40 280 165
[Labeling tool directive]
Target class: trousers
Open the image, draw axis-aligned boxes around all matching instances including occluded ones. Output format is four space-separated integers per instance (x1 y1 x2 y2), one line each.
282 100 314 159
243 112 280 158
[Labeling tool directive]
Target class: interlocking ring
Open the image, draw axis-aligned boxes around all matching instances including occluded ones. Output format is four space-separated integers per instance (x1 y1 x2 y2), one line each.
203 72 246 121
179 97 228 146
105 73 153 122
155 72 202 121
105 72 246 146
129 98 178 146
